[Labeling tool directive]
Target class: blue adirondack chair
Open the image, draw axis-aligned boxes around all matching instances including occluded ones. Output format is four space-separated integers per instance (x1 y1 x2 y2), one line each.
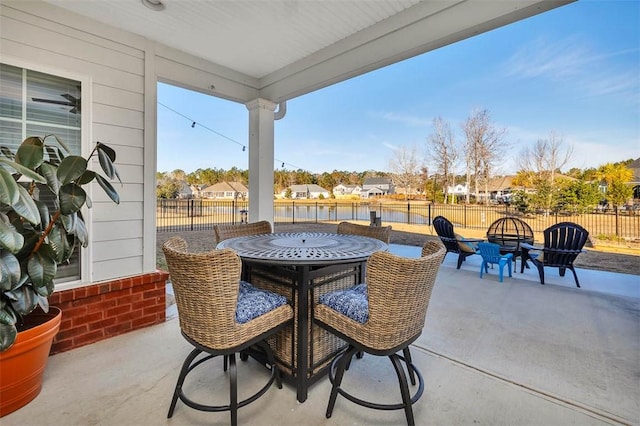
478 242 513 282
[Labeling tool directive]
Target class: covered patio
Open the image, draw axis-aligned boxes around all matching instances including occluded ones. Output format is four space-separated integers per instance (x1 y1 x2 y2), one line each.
4 251 638 425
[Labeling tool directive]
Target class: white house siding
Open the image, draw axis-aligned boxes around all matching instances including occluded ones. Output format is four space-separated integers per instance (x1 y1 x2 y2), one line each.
1 1 266 288
1 1 147 285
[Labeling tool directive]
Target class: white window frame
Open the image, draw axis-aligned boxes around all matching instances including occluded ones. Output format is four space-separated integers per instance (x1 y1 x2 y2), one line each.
1 56 92 290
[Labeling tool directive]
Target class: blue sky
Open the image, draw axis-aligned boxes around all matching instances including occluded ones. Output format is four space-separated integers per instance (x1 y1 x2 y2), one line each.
157 0 639 176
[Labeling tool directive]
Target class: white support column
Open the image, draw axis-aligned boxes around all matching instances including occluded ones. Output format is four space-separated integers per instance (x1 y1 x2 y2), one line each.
246 99 276 225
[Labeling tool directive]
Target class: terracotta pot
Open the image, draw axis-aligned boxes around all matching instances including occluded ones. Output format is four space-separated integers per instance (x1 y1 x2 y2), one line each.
0 307 62 417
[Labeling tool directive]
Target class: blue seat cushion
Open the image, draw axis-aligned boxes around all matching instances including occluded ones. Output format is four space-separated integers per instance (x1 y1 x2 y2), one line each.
318 283 369 324
236 281 288 324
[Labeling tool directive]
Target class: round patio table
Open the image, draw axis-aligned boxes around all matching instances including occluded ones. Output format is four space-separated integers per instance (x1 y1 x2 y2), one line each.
218 232 387 402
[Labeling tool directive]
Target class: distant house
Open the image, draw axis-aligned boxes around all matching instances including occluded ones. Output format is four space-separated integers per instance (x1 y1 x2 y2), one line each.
176 181 194 199
282 184 330 199
447 184 468 197
361 177 394 198
333 183 362 198
201 181 248 200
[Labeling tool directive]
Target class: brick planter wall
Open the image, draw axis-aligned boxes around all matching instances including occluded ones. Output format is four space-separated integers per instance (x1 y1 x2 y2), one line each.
48 271 169 354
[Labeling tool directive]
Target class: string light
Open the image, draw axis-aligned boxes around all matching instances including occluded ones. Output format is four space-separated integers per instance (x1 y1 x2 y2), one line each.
158 101 305 169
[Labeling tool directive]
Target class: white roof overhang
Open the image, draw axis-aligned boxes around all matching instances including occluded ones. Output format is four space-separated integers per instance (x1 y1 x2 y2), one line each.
42 0 574 103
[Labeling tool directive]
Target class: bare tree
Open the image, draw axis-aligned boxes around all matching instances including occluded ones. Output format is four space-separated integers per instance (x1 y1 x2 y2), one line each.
517 132 573 214
461 109 507 204
388 145 422 200
518 131 573 184
427 117 458 204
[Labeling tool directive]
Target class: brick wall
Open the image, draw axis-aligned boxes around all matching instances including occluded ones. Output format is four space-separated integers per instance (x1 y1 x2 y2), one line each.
48 271 169 354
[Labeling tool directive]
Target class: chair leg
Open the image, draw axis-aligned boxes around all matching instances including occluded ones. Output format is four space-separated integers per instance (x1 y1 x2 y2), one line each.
456 253 465 269
569 267 581 288
507 259 512 277
479 260 485 278
326 346 358 419
229 353 238 426
390 353 415 426
403 347 416 386
498 262 504 282
168 348 202 418
536 264 545 285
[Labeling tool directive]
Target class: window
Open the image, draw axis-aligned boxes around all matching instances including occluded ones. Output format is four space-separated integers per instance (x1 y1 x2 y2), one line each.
0 63 82 282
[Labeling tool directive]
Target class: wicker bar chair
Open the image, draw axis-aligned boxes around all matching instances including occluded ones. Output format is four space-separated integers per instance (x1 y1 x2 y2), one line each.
337 221 392 243
214 220 272 245
433 215 481 269
314 241 446 426
162 237 293 426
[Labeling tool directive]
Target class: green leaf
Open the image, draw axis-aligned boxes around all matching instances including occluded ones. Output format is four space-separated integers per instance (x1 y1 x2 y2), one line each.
95 174 120 204
48 223 66 263
57 155 87 185
97 148 116 179
0 167 20 206
0 251 21 291
0 158 47 183
47 134 71 155
15 136 44 169
0 219 25 254
12 184 41 226
75 215 88 248
96 142 116 162
35 200 50 231
37 294 49 313
60 212 77 234
7 285 39 315
38 162 61 194
0 322 17 352
76 170 96 185
27 247 57 292
59 183 86 215
62 233 76 262
85 193 92 209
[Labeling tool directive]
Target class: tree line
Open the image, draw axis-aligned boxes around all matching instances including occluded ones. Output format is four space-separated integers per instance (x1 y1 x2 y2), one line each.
158 107 636 213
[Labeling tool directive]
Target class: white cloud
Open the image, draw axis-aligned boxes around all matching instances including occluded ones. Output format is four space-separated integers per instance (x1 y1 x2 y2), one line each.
502 36 639 100
373 111 431 128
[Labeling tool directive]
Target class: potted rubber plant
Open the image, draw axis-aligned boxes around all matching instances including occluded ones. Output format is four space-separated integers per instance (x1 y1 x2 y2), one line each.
0 134 120 416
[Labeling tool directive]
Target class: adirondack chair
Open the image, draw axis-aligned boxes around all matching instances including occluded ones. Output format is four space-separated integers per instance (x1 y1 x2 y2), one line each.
520 222 589 287
477 242 513 282
433 216 482 269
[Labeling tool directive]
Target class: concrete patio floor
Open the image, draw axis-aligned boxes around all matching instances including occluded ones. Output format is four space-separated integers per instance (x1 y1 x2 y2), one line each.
4 249 639 425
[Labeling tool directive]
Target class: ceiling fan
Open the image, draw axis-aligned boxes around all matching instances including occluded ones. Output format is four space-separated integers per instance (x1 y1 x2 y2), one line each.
31 90 81 114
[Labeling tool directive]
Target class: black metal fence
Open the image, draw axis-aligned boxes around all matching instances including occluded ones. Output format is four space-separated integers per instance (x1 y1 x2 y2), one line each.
157 199 640 240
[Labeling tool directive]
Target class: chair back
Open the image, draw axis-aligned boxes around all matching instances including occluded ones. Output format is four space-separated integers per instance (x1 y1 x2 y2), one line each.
337 221 391 243
365 241 446 349
433 215 460 253
162 237 244 349
214 220 272 245
477 242 502 263
541 222 589 267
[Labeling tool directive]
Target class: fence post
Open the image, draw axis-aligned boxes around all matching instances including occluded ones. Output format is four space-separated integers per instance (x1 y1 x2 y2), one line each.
407 202 411 224
615 207 620 237
292 201 295 224
315 202 318 223
189 199 194 231
428 203 431 226
464 204 467 228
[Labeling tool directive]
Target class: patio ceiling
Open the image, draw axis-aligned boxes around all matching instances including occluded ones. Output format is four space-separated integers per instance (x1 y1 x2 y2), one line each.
43 0 573 103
